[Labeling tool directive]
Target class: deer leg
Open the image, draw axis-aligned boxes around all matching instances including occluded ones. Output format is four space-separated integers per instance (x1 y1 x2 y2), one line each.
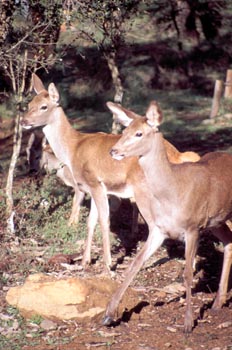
103 226 165 326
82 197 99 267
183 231 198 333
91 187 112 270
131 201 139 237
109 195 121 214
211 223 232 309
68 188 85 226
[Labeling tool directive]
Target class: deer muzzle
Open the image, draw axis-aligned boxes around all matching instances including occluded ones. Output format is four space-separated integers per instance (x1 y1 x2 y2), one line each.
110 148 125 161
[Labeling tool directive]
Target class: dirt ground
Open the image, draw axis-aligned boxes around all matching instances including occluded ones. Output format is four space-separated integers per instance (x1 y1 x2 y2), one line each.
1 227 232 350
1 121 232 350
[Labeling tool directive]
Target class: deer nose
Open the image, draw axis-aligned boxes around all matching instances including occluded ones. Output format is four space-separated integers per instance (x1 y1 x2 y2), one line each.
20 117 33 129
110 149 117 157
20 118 28 126
110 148 125 160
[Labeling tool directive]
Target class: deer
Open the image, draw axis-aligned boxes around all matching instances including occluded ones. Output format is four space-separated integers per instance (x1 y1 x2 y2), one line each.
41 141 83 226
26 131 84 226
32 139 122 226
26 130 44 173
27 131 198 231
20 73 200 272
103 101 232 332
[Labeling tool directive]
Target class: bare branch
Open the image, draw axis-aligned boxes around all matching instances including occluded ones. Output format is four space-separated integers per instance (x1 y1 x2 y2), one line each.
21 50 28 95
9 59 16 94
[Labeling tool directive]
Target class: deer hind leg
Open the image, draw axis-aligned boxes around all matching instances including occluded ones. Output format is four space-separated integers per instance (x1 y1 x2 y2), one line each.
68 187 85 226
183 230 199 333
82 197 99 267
103 226 165 326
210 223 232 309
131 201 140 237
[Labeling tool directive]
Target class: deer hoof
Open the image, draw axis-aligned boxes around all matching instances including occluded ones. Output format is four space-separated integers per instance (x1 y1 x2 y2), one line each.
102 315 114 326
183 320 194 334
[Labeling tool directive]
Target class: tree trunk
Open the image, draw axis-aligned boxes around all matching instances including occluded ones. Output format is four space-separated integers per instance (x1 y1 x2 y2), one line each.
5 52 28 235
105 51 124 134
5 113 23 234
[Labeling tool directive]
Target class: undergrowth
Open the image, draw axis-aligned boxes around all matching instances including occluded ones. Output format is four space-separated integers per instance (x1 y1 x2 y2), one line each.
12 174 90 247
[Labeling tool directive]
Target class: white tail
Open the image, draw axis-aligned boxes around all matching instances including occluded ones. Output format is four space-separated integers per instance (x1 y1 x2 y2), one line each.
21 74 200 271
104 101 232 332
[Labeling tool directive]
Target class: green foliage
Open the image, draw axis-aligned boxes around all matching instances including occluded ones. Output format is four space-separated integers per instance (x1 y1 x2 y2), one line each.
0 0 63 99
0 306 41 350
13 174 89 247
144 0 227 45
66 0 140 51
0 100 15 119
29 314 43 325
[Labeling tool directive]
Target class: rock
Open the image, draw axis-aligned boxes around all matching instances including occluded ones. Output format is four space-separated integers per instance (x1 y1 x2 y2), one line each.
6 273 136 322
166 326 177 333
164 343 172 348
218 321 232 329
40 319 57 330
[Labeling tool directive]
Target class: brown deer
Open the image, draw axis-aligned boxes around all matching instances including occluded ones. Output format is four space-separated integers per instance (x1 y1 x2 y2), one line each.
26 137 120 227
40 142 83 226
104 101 232 332
20 74 200 271
26 131 85 226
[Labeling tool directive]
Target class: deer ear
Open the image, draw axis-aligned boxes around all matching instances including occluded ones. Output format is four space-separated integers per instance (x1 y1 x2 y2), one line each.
32 73 46 94
48 83 60 104
106 102 135 127
145 101 163 128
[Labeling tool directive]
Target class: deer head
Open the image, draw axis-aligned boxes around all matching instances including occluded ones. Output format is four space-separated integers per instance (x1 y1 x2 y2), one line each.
21 74 60 129
108 101 163 160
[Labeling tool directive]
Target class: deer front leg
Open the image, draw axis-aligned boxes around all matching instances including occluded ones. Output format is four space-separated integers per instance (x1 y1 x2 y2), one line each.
103 226 165 326
68 187 85 226
212 242 232 309
82 197 98 267
91 186 112 271
211 224 232 309
183 231 198 333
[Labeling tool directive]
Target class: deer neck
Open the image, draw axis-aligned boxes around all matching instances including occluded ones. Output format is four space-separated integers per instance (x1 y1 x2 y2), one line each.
139 132 177 199
43 107 77 168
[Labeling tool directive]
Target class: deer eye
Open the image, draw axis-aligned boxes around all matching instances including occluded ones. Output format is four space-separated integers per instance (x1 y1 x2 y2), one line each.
41 105 48 111
135 131 143 137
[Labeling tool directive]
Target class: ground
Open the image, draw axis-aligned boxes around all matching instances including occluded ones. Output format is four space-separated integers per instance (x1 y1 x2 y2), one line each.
1 227 232 350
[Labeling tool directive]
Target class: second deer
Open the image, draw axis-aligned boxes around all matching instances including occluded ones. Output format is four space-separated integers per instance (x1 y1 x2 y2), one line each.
104 101 232 332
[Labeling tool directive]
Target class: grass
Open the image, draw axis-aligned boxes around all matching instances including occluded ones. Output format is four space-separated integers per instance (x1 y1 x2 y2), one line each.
0 307 40 350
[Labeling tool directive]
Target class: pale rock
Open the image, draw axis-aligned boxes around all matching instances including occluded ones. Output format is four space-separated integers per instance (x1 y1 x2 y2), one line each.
40 319 57 330
6 273 135 321
218 321 232 329
166 326 177 333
